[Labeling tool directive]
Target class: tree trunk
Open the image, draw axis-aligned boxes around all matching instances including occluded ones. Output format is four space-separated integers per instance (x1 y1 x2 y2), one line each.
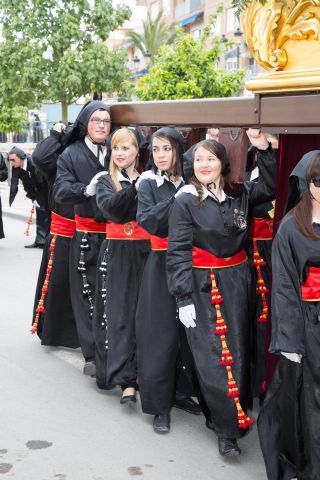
61 101 68 123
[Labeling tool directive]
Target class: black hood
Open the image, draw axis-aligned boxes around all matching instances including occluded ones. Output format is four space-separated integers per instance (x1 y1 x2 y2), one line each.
286 150 320 212
9 146 27 160
65 100 111 147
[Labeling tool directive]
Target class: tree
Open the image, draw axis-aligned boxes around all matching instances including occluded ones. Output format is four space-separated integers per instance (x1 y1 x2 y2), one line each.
137 18 245 101
0 0 133 130
126 11 176 63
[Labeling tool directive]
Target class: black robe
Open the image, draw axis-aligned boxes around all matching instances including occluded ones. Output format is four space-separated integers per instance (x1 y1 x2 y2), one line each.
247 167 276 398
136 173 183 415
11 156 50 245
94 173 150 389
53 140 107 361
258 216 320 480
167 147 277 439
31 130 79 348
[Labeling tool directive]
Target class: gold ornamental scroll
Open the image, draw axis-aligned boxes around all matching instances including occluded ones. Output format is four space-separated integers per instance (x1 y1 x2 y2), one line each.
242 0 320 93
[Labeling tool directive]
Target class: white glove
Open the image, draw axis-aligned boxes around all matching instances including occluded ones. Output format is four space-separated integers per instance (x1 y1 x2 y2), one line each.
179 304 196 328
33 200 40 208
85 171 108 196
281 352 302 363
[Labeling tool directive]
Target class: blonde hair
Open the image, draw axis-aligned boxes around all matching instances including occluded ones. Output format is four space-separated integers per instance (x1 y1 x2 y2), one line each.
109 128 139 192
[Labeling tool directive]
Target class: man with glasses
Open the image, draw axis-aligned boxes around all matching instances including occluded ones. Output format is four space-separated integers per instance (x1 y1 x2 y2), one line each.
54 101 111 376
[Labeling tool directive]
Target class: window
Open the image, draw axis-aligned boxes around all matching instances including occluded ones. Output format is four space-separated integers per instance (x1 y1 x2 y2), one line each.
191 27 202 39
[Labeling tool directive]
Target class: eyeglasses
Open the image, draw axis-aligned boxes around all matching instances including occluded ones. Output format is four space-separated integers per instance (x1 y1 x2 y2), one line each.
90 117 111 126
311 176 320 187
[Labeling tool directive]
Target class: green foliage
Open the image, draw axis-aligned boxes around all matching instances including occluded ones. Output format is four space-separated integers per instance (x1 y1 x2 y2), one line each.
137 10 245 101
0 0 133 129
126 11 176 62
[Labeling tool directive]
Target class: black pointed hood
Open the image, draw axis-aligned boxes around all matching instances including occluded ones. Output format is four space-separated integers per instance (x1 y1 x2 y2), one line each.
286 150 320 212
65 100 111 147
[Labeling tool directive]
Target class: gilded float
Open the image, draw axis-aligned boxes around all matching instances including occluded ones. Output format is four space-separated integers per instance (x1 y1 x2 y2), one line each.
242 0 320 92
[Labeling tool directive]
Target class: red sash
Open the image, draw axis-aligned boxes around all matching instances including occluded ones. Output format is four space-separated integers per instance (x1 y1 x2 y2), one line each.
106 221 150 240
150 236 169 251
301 267 320 301
192 247 247 269
249 217 273 240
50 212 75 238
75 214 106 233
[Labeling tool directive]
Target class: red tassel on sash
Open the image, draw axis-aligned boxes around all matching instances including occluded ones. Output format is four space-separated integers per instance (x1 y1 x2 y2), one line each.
24 205 35 236
210 270 254 430
31 235 57 334
252 239 269 323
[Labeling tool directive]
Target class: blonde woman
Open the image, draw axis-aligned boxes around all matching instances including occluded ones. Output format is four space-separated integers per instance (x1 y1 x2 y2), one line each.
93 128 150 403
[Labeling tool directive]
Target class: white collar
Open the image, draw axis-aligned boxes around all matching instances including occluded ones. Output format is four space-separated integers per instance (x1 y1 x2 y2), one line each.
22 158 28 171
312 217 320 224
136 169 183 189
250 166 259 181
175 184 226 202
85 136 105 166
117 170 133 183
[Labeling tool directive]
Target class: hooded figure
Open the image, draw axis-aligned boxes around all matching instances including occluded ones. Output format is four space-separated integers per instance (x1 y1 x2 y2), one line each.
30 121 81 349
53 100 112 375
244 142 277 400
8 146 50 247
92 127 151 403
134 127 201 433
258 150 320 480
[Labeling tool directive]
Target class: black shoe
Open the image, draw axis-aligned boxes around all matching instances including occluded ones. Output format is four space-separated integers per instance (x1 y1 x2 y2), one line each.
120 394 136 405
83 361 96 377
173 397 202 415
153 414 170 433
24 242 44 249
218 437 241 457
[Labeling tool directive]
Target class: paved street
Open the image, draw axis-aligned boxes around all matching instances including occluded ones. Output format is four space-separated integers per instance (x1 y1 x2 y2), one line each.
0 203 267 480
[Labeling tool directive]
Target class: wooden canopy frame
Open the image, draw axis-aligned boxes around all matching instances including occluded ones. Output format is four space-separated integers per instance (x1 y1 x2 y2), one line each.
111 92 320 134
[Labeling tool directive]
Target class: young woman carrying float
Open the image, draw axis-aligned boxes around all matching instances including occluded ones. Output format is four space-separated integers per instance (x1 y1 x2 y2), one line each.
93 128 150 402
166 129 277 456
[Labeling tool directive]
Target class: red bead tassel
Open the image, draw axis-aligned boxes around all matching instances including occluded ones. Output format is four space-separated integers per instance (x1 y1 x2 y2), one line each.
210 269 254 430
235 397 255 429
30 235 57 334
219 335 234 365
24 205 35 236
210 271 223 304
258 292 268 323
252 239 266 267
226 365 240 397
252 239 269 321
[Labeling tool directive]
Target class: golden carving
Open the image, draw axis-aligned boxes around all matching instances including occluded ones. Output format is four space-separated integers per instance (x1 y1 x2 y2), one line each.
242 0 320 92
243 0 320 71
